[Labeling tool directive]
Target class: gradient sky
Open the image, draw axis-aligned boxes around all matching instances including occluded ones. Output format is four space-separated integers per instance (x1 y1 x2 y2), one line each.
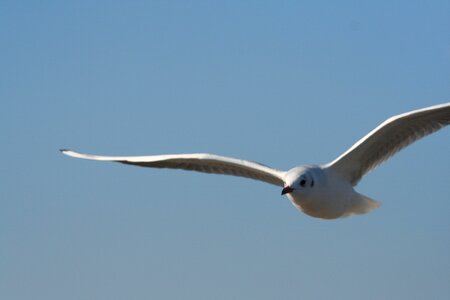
1 1 449 299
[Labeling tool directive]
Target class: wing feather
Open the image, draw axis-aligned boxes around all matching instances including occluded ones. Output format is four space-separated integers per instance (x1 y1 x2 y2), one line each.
326 103 450 185
61 150 286 187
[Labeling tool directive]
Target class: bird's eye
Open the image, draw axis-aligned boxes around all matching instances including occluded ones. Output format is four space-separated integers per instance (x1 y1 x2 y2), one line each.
311 180 314 187
300 179 306 187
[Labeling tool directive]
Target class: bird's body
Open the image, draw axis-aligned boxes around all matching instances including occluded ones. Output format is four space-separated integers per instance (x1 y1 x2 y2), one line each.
62 103 450 219
282 166 379 219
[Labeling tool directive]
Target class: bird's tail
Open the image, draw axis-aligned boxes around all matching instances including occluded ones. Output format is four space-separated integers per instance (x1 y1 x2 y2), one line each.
342 192 381 217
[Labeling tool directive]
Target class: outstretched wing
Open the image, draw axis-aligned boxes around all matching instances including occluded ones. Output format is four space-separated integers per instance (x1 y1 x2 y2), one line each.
326 102 450 185
61 150 286 187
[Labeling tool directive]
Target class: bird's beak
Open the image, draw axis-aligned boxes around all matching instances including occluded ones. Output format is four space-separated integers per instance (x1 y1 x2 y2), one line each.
281 186 294 195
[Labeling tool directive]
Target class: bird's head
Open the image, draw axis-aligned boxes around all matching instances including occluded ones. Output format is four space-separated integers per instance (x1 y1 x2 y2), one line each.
281 166 317 197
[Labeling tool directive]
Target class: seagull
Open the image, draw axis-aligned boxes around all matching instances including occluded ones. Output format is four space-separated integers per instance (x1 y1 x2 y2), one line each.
61 103 450 219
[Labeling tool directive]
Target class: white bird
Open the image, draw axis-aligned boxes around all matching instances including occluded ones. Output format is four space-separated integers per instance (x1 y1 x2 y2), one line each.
61 103 450 219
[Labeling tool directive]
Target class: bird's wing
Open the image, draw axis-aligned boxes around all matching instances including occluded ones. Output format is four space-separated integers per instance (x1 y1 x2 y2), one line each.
61 150 286 187
326 102 450 185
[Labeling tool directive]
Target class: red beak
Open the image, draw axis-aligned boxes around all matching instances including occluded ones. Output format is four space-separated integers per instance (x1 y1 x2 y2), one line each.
281 186 294 195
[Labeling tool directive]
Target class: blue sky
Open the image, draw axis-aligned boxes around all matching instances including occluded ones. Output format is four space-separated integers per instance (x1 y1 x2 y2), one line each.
1 1 449 299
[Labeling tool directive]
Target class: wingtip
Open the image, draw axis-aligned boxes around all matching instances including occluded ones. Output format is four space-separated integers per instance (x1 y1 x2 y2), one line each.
60 149 76 157
60 149 73 155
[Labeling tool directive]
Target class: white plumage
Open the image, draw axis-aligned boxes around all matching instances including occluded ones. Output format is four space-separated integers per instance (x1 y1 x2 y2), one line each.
62 103 450 219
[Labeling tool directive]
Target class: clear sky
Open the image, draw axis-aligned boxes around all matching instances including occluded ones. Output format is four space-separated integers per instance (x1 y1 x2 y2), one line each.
1 1 449 299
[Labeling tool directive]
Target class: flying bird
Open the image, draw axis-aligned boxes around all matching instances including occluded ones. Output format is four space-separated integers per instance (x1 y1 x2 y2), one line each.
61 103 450 219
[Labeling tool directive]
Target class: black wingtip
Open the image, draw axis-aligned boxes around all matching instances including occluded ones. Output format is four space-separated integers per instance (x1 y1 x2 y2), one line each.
60 149 69 153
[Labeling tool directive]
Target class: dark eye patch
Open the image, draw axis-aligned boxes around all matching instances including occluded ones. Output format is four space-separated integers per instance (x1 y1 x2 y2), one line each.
311 180 314 187
300 179 306 187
